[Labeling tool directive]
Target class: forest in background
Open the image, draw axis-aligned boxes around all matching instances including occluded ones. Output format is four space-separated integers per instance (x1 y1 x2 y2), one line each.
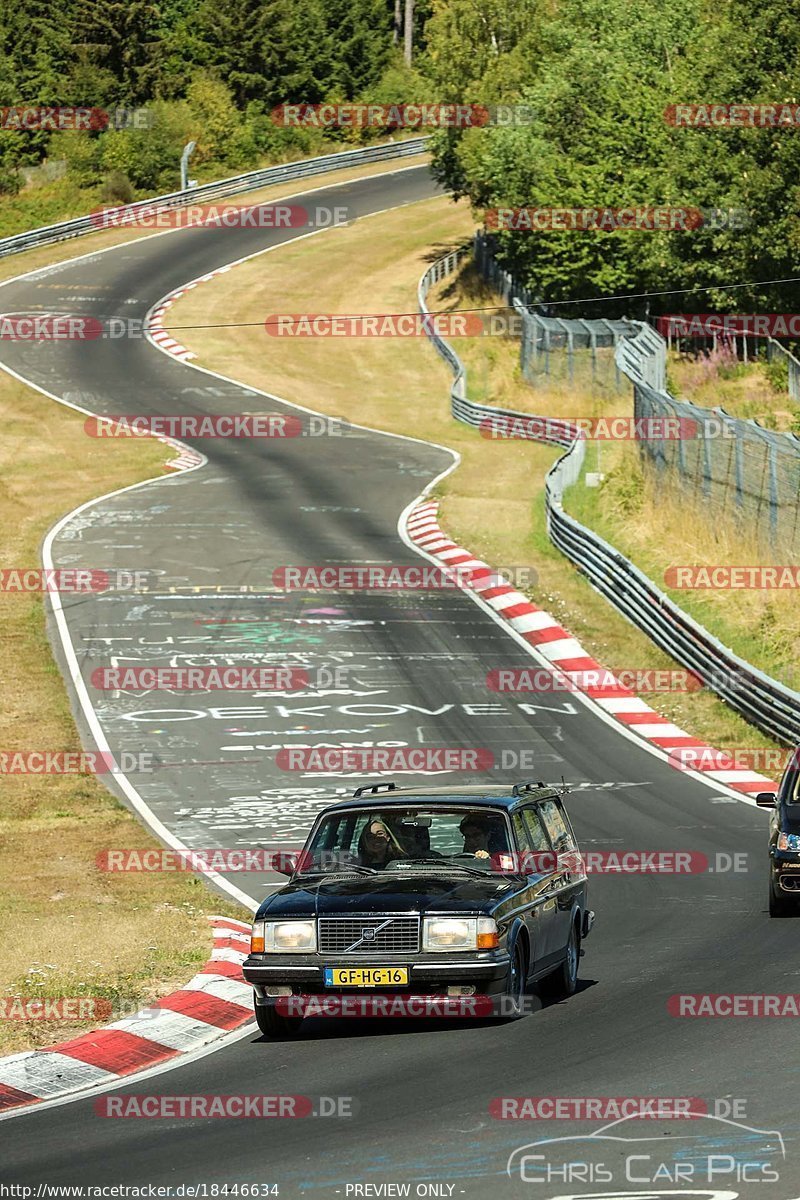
1 0 799 314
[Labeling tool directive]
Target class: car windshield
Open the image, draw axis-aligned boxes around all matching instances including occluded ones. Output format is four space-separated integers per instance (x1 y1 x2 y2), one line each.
297 806 513 874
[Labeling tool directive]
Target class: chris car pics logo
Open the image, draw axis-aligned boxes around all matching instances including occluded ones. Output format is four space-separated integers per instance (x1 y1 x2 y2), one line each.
506 1112 785 1188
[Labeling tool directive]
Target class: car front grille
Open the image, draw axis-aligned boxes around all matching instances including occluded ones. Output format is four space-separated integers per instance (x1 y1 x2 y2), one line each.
318 915 420 955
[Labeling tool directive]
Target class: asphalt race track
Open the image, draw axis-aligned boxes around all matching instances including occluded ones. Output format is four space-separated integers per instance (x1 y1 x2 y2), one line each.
0 163 797 1199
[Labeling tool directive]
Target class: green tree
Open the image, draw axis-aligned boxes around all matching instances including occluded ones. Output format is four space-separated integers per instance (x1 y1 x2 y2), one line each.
69 0 164 105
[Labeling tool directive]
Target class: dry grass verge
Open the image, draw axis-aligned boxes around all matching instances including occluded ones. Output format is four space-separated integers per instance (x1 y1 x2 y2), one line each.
0 379 244 1054
165 195 780 756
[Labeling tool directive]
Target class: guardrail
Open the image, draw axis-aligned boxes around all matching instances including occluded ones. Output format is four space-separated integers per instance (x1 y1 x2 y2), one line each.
418 246 580 449
0 137 431 261
419 242 800 747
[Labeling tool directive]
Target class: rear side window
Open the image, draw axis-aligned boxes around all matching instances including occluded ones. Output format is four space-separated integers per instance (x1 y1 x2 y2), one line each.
538 799 575 853
520 806 551 853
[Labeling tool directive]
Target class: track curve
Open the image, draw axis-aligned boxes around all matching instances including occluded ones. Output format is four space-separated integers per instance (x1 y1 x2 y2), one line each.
0 163 796 1200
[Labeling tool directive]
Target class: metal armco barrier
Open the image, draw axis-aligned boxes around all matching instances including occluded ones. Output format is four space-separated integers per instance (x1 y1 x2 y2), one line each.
0 137 430 260
417 245 578 447
418 244 800 747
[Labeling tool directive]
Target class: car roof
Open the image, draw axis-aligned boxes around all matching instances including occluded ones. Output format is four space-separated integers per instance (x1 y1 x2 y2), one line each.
322 781 563 815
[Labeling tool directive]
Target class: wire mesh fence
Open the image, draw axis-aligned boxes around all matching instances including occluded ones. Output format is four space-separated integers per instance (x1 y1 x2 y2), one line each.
473 232 800 555
634 382 800 554
474 232 635 393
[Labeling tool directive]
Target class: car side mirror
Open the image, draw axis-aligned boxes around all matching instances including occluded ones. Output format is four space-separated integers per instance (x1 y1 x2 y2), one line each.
756 792 777 808
274 851 299 875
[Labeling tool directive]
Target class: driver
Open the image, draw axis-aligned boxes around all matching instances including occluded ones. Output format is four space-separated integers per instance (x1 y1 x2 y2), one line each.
459 814 504 860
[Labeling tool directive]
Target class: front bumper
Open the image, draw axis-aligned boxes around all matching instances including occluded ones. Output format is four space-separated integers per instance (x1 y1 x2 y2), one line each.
243 951 511 999
772 853 800 893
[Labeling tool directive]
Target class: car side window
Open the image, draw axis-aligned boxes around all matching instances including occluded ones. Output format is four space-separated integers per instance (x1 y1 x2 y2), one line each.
511 812 532 852
538 799 575 853
782 763 800 805
521 806 551 853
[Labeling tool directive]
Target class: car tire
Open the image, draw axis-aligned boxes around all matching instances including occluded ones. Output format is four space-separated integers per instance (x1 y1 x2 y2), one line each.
502 940 526 1020
542 919 580 999
769 876 795 918
254 1000 304 1038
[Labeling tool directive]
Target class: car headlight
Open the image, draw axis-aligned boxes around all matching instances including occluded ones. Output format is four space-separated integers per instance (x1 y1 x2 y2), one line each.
778 833 800 852
422 916 498 951
264 920 317 953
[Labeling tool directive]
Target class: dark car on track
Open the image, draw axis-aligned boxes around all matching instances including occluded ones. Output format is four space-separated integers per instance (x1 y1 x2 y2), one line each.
757 747 800 916
243 780 594 1036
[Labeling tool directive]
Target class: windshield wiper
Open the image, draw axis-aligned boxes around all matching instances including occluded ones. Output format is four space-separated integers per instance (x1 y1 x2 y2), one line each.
299 863 378 877
390 857 490 878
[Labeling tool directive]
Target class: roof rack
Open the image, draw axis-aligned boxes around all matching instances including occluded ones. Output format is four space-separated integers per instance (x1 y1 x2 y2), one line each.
350 783 519 799
511 778 570 798
511 780 548 797
351 782 398 798
348 782 560 801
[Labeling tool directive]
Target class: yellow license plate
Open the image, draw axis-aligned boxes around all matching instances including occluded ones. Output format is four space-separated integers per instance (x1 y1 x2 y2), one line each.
324 967 409 987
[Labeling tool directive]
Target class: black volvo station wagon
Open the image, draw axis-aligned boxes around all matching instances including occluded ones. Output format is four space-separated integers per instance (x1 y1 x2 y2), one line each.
756 747 800 916
243 780 595 1035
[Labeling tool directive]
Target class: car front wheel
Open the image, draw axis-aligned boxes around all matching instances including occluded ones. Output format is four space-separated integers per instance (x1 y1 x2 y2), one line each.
254 1000 304 1038
502 941 526 1020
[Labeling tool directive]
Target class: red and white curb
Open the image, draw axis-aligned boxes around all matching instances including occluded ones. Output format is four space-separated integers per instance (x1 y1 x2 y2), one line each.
146 276 220 469
406 501 777 796
145 266 233 362
158 435 205 472
0 917 253 1113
